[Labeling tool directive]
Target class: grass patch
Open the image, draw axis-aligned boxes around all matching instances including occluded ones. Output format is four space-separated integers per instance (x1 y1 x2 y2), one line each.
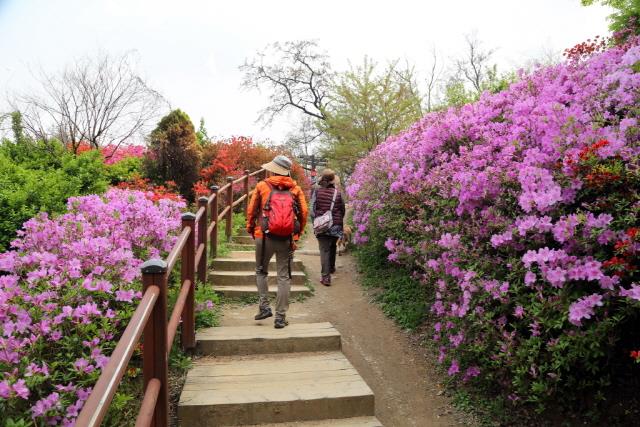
354 244 428 330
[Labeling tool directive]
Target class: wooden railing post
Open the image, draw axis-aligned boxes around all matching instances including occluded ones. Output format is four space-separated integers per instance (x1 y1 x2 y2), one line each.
181 213 196 351
243 169 250 217
198 197 208 284
210 185 219 259
226 176 233 242
141 259 169 427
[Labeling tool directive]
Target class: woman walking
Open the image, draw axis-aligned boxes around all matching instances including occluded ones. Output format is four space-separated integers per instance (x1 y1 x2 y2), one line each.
310 169 345 286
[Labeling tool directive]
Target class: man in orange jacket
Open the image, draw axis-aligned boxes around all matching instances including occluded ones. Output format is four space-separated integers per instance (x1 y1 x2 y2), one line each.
246 155 308 328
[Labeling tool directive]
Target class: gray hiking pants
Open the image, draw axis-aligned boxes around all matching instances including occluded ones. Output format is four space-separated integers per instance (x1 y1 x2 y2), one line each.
317 235 338 277
255 237 291 317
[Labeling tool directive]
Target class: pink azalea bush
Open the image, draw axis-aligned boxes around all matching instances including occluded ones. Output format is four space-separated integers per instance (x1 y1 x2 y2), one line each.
0 189 184 425
348 38 640 410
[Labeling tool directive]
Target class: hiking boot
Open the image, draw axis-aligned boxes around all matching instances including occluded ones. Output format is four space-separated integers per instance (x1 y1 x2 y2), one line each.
321 275 331 286
274 316 289 329
254 306 273 320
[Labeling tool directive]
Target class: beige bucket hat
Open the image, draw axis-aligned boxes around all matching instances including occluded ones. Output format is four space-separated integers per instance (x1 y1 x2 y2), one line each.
262 155 292 176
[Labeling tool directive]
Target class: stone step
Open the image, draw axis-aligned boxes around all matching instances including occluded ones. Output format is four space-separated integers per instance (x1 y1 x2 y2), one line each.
210 270 306 287
239 417 383 426
212 257 304 272
233 235 254 245
198 322 341 356
228 251 257 259
237 229 251 237
178 352 375 426
228 243 255 251
213 285 311 298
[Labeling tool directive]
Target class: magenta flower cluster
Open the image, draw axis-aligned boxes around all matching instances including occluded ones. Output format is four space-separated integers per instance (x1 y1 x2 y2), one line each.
348 37 640 405
0 188 184 425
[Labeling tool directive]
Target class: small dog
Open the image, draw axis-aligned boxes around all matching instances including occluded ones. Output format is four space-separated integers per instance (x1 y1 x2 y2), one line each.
337 224 352 255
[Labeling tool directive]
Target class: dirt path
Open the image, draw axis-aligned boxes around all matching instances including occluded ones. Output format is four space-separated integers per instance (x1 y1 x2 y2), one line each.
220 237 474 427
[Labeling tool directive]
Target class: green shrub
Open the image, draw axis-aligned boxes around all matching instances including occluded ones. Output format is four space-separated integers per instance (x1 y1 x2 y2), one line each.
144 109 201 200
105 156 144 185
0 148 108 251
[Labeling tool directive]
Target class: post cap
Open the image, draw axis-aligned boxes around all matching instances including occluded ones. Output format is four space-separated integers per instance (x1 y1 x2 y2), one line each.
141 259 167 274
198 196 209 204
226 176 234 182
182 212 197 221
210 185 219 192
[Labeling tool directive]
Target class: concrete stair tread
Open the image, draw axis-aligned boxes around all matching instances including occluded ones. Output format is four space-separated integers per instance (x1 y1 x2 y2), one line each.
210 270 306 287
214 257 302 263
180 351 373 405
239 417 383 426
197 323 341 356
228 243 254 250
212 258 304 272
228 251 258 258
211 270 306 277
213 285 311 297
233 235 254 244
198 322 337 340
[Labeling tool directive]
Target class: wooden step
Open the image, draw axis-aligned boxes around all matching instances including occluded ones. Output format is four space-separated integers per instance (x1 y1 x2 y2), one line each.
210 270 306 287
233 235 254 245
212 257 304 272
239 417 383 426
178 352 375 426
228 243 255 251
198 322 341 356
228 251 257 259
213 285 311 298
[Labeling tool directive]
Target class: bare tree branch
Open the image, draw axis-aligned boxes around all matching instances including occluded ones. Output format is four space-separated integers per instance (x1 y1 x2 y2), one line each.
425 47 444 112
11 52 168 154
455 32 496 94
240 40 333 126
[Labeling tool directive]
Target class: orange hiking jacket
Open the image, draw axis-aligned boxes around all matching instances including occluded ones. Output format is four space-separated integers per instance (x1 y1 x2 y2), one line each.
246 176 308 240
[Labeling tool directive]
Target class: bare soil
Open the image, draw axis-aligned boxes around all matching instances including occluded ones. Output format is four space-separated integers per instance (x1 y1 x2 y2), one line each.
220 237 477 427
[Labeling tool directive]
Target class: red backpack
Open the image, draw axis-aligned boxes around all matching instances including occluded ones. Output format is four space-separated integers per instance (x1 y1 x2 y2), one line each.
261 183 301 240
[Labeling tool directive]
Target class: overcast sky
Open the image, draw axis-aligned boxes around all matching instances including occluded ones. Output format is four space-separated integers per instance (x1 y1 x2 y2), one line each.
0 0 611 144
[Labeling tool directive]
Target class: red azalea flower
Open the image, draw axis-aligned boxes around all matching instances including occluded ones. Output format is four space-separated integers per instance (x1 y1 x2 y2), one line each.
614 240 630 251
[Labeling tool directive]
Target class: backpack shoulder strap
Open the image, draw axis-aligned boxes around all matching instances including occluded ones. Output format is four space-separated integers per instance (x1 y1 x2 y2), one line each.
263 182 274 210
329 188 338 212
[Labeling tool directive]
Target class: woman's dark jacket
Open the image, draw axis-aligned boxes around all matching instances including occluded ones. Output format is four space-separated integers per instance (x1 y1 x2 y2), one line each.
311 184 345 227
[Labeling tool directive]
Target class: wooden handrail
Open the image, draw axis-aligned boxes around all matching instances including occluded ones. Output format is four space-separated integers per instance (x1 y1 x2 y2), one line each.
180 213 196 351
218 182 231 193
193 205 206 225
76 285 159 426
232 193 247 208
194 244 205 272
232 175 246 185
207 191 218 206
218 205 231 221
134 378 161 427
165 227 190 274
167 279 192 350
76 167 267 427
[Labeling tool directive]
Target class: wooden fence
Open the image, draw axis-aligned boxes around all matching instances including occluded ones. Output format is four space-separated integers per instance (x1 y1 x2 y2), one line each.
75 169 267 427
